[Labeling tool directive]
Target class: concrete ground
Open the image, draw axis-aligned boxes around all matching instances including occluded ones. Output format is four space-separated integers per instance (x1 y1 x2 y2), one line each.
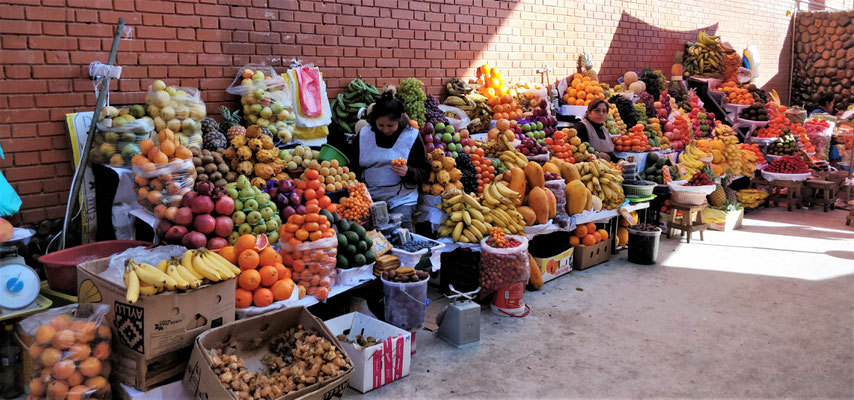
351 207 854 399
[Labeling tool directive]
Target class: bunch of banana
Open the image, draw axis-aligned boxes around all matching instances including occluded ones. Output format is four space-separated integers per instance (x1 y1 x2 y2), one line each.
740 149 758 175
683 31 725 78
679 143 710 176
436 192 495 243
480 181 525 235
577 160 625 209
444 78 492 132
123 250 240 304
331 78 381 133
499 149 527 170
721 135 742 173
736 188 768 208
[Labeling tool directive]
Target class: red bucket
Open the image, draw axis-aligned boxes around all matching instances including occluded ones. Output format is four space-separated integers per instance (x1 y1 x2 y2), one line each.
490 281 530 317
39 240 152 295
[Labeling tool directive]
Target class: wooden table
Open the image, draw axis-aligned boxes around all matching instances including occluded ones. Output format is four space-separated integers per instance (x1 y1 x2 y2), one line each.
768 180 803 212
804 179 838 212
666 201 708 243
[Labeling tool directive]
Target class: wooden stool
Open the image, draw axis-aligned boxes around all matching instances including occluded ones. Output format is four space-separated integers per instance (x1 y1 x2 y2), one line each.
847 201 854 226
667 201 708 243
768 180 803 212
804 179 837 212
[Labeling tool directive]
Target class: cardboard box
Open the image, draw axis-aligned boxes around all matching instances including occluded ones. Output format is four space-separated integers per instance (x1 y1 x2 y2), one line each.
529 231 573 283
112 342 191 391
533 247 573 282
183 306 353 400
324 312 411 393
572 239 611 270
703 208 743 231
77 257 235 361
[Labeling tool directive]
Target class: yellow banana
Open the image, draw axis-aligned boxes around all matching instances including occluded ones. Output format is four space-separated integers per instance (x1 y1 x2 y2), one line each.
192 253 222 281
126 265 140 304
166 264 190 290
138 262 177 290
156 260 168 273
452 222 464 242
175 262 202 289
201 252 235 279
467 208 485 221
462 210 472 225
204 250 241 275
129 260 166 288
181 250 204 280
139 284 157 295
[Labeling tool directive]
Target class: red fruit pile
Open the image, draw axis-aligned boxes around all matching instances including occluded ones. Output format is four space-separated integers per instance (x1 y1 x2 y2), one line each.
765 155 809 174
687 172 714 186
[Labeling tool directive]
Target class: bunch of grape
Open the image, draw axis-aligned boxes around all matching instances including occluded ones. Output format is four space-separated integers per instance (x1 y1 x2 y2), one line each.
397 78 427 127
638 92 656 118
609 95 637 128
640 70 661 101
425 94 449 126
455 152 479 195
634 103 648 123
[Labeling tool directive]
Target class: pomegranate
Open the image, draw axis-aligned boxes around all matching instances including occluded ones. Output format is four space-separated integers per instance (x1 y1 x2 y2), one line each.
182 231 208 249
174 207 194 227
215 196 235 216
207 237 228 250
214 216 234 237
193 214 216 235
181 191 199 208
191 195 215 214
164 225 188 244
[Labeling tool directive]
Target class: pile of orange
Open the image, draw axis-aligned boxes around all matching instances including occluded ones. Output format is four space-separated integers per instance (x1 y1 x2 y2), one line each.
338 183 372 222
487 119 517 143
295 169 336 213
488 95 523 121
391 158 407 166
132 129 195 212
714 81 755 105
755 111 806 139
27 314 112 400
613 124 651 152
279 205 336 246
281 245 336 301
569 222 609 247
544 128 581 163
469 148 495 194
224 234 295 309
563 73 605 106
474 63 508 99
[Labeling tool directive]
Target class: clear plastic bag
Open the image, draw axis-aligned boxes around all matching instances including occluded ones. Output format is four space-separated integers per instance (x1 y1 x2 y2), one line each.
132 158 196 213
226 64 295 142
784 108 807 126
381 276 428 331
91 111 154 167
280 236 337 300
438 104 471 131
545 179 568 220
145 81 206 149
19 303 112 399
479 235 529 298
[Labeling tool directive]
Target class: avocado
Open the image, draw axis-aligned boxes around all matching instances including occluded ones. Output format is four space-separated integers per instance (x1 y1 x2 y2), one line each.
364 250 376 264
320 209 334 224
344 231 359 244
353 254 366 266
336 254 349 269
345 244 357 256
339 219 351 232
364 237 373 248
357 240 368 252
332 211 341 223
353 224 366 239
656 158 667 167
645 166 657 175
647 152 659 164
337 234 348 247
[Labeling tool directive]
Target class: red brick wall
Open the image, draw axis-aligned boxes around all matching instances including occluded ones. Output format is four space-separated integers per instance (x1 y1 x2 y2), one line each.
0 0 845 224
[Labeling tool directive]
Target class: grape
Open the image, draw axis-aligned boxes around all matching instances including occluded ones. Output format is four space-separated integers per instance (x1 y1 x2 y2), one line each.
396 78 427 126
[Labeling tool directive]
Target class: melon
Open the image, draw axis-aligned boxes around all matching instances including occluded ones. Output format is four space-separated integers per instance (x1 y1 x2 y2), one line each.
624 71 639 85
0 218 12 242
629 81 646 94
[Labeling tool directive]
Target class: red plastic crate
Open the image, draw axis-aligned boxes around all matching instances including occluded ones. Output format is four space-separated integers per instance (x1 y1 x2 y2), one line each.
39 240 153 295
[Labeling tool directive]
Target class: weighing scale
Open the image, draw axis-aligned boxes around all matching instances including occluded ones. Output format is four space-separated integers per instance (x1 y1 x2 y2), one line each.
0 228 51 321
436 285 481 349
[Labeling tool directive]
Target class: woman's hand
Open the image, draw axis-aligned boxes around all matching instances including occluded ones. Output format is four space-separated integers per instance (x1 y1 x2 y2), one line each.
391 164 408 177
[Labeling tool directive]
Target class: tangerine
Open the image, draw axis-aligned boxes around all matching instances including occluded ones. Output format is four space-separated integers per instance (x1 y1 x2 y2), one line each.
253 288 274 307
50 315 71 330
67 343 91 362
569 236 580 246
40 347 61 367
53 359 76 380
79 357 102 377
67 385 90 400
84 376 107 392
217 246 239 265
29 344 44 359
235 234 257 255
97 325 111 340
66 371 84 387
273 263 290 280
315 287 329 300
235 288 253 309
47 380 69 400
582 234 597 246
574 225 588 238
258 266 279 287
29 379 46 397
271 279 295 301
238 269 261 291
93 342 110 361
35 325 56 345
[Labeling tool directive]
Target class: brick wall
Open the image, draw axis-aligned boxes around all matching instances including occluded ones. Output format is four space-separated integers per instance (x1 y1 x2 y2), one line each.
0 0 850 224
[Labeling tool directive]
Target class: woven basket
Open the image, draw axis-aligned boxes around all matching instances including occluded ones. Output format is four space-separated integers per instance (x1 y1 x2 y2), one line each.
623 181 656 198
670 190 708 206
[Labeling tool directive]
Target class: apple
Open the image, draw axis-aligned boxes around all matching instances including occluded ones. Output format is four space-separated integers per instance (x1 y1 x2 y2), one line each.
434 122 445 132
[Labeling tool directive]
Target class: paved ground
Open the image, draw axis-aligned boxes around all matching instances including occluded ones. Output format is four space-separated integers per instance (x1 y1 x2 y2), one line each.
350 207 854 399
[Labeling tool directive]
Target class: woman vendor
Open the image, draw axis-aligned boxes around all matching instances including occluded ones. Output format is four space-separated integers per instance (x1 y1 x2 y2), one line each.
346 92 430 231
572 98 615 160
810 93 835 116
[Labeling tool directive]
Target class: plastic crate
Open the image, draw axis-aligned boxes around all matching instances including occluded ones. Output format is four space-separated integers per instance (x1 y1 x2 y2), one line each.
38 240 152 295
438 248 480 295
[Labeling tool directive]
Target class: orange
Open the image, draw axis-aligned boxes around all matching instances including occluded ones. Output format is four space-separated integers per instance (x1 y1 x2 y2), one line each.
53 359 76 380
84 376 107 392
235 234 257 255
67 385 90 400
66 371 84 387
315 287 329 300
47 380 69 400
582 234 597 246
67 343 91 362
592 231 602 242
258 247 280 267
29 379 46 397
235 288 253 309
569 236 580 246
273 263 290 281
50 315 71 330
238 269 261 291
289 214 305 225
271 278 295 301
574 225 588 238
258 265 279 287
35 325 56 345
40 347 61 367
29 344 44 359
305 222 319 232
308 231 322 241
295 229 309 241
238 249 260 270
217 246 239 265
79 357 102 377
305 169 319 180
597 229 609 240
253 288 274 307
305 204 320 214
585 222 596 233
97 325 111 340
93 341 110 361
292 259 306 272
495 119 509 131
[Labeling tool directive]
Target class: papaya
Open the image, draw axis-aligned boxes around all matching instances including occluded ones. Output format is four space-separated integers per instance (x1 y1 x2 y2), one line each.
525 161 545 189
560 162 581 182
527 187 549 224
517 206 537 226
543 162 560 176
544 188 557 218
509 167 526 197
528 254 543 290
617 227 629 246
583 188 593 211
591 195 603 211
565 180 588 215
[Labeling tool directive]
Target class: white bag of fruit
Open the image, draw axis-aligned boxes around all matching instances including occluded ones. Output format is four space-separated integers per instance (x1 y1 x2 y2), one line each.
145 80 205 149
227 64 295 143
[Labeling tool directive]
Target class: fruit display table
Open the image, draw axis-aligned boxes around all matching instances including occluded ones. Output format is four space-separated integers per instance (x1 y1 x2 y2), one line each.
666 201 708 243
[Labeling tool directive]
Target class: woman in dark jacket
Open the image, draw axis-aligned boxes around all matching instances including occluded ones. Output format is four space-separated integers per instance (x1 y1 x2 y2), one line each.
572 98 615 161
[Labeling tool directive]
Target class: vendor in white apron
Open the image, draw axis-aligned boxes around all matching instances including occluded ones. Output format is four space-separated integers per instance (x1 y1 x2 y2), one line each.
348 92 430 231
572 98 615 161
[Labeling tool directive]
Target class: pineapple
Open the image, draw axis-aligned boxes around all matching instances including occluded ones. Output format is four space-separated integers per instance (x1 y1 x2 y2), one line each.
577 52 598 81
709 184 726 207
201 117 227 150
219 106 243 140
723 185 738 203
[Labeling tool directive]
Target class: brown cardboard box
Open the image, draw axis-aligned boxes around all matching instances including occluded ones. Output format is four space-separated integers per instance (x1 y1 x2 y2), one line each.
572 239 612 270
77 257 235 362
183 306 353 400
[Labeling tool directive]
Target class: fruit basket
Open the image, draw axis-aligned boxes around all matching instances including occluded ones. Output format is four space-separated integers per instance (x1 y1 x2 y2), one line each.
622 180 656 198
760 170 812 182
667 180 715 206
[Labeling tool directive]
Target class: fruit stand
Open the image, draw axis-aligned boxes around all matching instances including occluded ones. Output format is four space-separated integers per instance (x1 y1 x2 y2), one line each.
1 16 852 400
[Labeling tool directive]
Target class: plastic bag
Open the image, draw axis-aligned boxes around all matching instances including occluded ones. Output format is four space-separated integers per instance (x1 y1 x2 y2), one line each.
132 158 196 213
19 303 112 399
438 104 471 131
381 276 428 331
479 235 529 298
280 236 337 300
226 64 295 143
91 110 155 167
104 245 186 288
287 67 332 129
545 179 568 224
785 108 807 126
145 82 205 149
295 67 323 117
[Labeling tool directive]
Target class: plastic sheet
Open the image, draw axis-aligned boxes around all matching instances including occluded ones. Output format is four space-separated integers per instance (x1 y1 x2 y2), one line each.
287 64 332 129
103 245 186 288
381 276 428 331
